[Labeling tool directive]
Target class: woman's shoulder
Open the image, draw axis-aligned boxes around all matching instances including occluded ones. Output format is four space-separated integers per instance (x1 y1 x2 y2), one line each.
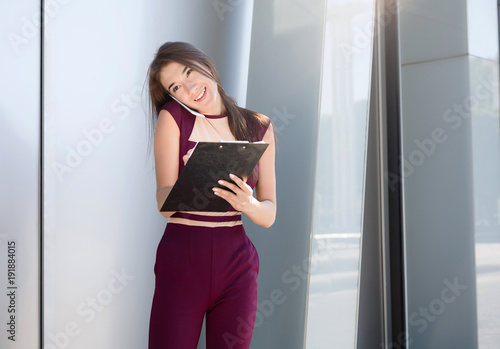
254 112 270 122
159 99 194 129
160 99 181 117
253 112 273 140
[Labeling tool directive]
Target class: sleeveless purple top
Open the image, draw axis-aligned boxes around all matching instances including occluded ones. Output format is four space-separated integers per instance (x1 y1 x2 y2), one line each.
160 100 269 223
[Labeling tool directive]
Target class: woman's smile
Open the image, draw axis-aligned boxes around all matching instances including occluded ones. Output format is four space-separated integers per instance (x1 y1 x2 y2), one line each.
160 61 223 115
194 87 206 102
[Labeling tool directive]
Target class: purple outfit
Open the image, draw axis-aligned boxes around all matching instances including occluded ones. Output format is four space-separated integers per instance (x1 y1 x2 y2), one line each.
148 100 269 349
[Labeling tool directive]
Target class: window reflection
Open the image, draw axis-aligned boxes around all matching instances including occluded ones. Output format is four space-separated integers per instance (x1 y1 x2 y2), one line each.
306 0 375 347
470 56 500 348
467 2 500 346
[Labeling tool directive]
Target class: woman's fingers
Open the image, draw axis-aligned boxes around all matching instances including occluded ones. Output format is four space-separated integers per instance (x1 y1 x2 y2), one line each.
212 174 254 211
230 173 249 187
219 174 251 194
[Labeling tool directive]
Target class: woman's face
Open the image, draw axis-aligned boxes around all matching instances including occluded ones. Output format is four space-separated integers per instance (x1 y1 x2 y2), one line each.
159 61 223 115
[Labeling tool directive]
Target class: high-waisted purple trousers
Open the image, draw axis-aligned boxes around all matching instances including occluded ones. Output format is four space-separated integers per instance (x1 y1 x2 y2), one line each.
149 222 259 349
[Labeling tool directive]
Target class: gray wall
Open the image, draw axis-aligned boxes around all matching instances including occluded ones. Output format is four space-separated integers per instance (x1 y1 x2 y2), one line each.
0 1 41 348
398 0 479 347
0 0 408 349
1 1 326 348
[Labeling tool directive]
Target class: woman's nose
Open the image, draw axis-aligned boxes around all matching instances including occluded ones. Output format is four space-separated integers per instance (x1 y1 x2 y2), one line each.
186 81 198 94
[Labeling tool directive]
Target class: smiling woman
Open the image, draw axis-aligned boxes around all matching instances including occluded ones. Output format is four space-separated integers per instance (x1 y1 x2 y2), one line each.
160 62 222 113
145 41 277 349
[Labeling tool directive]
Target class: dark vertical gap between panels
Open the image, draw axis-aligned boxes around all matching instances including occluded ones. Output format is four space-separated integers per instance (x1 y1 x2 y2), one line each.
497 1 500 165
355 16 385 348
383 0 405 346
498 1 500 87
40 0 44 347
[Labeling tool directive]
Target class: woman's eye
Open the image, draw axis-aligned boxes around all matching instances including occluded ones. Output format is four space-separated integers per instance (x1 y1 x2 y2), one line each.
173 86 179 93
187 69 192 77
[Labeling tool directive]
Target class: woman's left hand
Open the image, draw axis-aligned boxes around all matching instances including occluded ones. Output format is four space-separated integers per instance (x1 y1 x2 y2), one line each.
212 173 256 213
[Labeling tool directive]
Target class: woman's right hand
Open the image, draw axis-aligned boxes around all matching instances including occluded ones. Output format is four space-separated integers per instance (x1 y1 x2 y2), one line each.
183 147 195 165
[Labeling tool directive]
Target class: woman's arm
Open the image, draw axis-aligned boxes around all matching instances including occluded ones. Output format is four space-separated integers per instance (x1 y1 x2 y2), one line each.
213 123 277 228
154 109 180 218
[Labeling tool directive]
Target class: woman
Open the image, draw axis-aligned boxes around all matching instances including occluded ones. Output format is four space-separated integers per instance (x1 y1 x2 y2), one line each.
146 41 276 349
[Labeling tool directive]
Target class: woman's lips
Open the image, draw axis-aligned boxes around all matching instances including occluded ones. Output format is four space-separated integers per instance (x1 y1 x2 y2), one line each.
194 87 206 102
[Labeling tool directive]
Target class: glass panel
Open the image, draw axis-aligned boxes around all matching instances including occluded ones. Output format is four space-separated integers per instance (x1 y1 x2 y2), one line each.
471 56 500 348
467 0 498 61
306 0 375 347
470 54 500 349
468 1 500 347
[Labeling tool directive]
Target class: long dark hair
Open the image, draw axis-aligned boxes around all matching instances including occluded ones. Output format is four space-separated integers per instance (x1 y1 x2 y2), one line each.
146 41 272 149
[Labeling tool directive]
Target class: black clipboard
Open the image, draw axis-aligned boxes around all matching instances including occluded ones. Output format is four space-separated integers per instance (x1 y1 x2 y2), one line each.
161 141 269 212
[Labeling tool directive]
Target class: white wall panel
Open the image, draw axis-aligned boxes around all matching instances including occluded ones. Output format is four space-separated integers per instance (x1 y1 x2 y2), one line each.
0 1 41 348
43 1 254 348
